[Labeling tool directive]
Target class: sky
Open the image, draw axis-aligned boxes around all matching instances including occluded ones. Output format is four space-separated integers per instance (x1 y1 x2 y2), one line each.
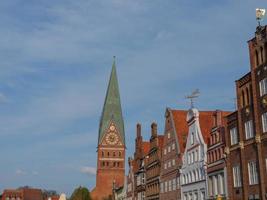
0 0 266 196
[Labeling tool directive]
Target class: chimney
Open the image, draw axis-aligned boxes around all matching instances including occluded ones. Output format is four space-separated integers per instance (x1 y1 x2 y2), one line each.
151 122 157 137
136 123 141 137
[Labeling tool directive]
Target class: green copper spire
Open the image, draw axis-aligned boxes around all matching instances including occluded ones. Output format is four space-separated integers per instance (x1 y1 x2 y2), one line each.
98 57 125 145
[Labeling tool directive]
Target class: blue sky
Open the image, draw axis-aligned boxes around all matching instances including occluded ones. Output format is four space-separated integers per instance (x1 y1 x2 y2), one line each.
0 0 266 196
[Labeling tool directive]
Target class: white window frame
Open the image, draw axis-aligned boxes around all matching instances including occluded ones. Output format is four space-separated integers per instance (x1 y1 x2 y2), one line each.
259 78 267 96
248 161 258 185
262 112 267 133
230 127 238 145
233 165 242 188
245 120 254 139
172 143 175 150
168 180 172 191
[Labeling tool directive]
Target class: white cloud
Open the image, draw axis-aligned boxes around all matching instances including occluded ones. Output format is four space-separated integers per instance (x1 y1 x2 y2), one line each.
80 166 96 176
15 169 26 175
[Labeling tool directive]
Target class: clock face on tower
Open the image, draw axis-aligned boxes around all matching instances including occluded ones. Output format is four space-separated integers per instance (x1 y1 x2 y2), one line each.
105 131 119 145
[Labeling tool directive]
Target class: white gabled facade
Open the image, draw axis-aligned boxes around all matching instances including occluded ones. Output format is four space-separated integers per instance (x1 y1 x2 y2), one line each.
180 108 209 200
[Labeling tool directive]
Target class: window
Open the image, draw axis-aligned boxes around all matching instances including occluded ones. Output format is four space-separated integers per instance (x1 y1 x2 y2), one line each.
195 149 198 161
233 166 242 187
165 181 168 192
191 132 194 145
172 178 176 190
248 161 258 185
168 146 171 152
168 161 171 168
172 159 175 166
167 132 171 139
172 143 175 150
169 180 172 191
164 163 167 169
176 177 180 189
262 112 267 133
160 182 164 193
259 78 267 96
230 127 238 145
245 120 254 139
164 148 167 155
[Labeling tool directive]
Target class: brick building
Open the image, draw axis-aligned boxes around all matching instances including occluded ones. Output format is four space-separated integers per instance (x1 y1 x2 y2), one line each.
159 108 188 200
145 123 164 200
225 24 267 200
91 60 126 200
2 188 43 200
133 124 150 200
207 110 231 200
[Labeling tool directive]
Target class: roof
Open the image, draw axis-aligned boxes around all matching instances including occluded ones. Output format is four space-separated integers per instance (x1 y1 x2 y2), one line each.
98 59 125 145
198 111 216 143
170 109 228 150
170 109 188 153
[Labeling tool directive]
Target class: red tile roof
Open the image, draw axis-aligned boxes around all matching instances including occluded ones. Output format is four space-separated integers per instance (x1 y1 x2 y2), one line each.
170 110 188 153
198 111 215 143
170 109 230 151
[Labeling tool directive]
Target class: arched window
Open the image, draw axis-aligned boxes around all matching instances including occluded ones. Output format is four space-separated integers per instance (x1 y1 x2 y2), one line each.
119 152 122 157
256 50 259 66
102 151 104 157
246 87 250 105
113 152 116 157
242 90 245 107
195 170 199 181
107 152 110 157
261 46 264 64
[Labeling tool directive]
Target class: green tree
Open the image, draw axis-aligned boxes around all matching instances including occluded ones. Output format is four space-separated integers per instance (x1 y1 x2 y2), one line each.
70 186 92 200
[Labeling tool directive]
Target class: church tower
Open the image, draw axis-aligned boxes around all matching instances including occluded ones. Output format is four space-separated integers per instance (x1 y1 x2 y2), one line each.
91 58 126 200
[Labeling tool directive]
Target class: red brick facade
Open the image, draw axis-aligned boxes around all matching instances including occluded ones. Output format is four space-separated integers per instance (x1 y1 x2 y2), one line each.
145 123 164 200
159 109 188 200
91 123 125 200
225 25 267 200
207 110 230 200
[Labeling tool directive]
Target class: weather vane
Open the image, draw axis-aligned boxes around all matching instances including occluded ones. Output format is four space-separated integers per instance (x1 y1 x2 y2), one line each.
185 89 200 108
256 8 266 26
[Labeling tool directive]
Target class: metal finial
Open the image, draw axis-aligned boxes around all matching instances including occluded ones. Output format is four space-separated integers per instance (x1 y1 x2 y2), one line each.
185 89 200 108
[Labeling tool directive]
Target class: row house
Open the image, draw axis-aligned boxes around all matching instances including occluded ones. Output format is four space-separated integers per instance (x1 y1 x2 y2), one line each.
159 109 188 200
225 25 267 200
2 188 43 200
145 123 164 200
180 108 214 200
133 124 150 200
207 110 231 200
126 157 135 200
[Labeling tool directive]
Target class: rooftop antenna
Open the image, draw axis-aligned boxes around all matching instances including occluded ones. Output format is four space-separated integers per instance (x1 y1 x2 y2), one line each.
256 8 266 26
185 89 200 108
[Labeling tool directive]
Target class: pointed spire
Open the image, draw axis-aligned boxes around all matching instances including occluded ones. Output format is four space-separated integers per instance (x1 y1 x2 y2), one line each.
98 58 125 145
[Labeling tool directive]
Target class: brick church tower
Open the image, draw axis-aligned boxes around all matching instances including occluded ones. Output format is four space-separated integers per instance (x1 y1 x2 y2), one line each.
91 58 126 200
